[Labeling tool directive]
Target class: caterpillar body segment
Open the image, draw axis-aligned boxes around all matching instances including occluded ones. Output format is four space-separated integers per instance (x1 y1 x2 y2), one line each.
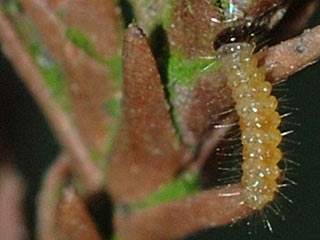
217 43 282 210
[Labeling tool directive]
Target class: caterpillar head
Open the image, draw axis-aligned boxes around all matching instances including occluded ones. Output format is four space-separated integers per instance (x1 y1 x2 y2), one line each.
215 42 255 65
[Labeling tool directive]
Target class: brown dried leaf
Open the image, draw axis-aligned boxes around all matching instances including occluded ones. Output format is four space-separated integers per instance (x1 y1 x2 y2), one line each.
47 0 120 57
0 11 102 193
107 25 185 203
176 70 232 145
19 0 115 152
57 188 102 240
168 0 222 57
63 43 112 153
19 0 66 61
63 0 120 58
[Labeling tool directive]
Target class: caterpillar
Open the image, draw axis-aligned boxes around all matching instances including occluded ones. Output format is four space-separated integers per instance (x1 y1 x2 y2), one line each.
216 43 283 210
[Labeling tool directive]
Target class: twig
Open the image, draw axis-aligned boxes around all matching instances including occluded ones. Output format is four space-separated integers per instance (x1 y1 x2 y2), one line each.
0 163 27 240
263 25 320 81
116 184 253 240
36 153 69 240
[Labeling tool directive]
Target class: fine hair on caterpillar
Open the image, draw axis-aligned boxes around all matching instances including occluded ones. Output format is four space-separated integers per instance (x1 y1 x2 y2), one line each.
198 0 301 232
210 42 299 232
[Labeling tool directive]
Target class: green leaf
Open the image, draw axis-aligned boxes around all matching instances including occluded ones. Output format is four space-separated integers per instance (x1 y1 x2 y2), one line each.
131 171 200 210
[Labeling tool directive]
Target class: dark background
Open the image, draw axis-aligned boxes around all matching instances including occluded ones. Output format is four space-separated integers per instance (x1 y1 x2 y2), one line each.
0 8 319 240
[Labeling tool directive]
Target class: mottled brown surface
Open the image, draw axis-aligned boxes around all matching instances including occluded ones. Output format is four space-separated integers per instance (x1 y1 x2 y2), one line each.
168 0 222 57
0 10 103 193
177 71 233 145
57 188 102 240
107 25 184 203
20 0 114 153
63 43 112 153
20 0 66 60
47 0 65 8
63 0 120 58
117 184 253 240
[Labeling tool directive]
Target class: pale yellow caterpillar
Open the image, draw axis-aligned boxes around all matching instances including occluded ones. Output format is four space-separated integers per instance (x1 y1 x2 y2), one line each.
217 43 282 210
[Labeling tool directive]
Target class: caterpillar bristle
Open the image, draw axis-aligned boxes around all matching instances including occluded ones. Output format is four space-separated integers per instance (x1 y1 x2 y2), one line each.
282 157 300 166
272 78 289 87
280 120 301 127
213 122 239 129
217 166 241 172
220 129 241 138
220 135 241 142
277 95 289 103
281 138 301 145
216 142 242 151
283 177 298 186
242 197 289 234
272 87 290 93
216 152 242 157
201 61 219 72
280 112 293 119
278 105 299 111
259 210 273 232
277 97 295 107
217 159 241 165
271 202 286 221
266 204 280 216
282 167 294 172
217 108 236 116
281 130 295 137
198 55 215 60
277 183 290 189
218 191 241 198
217 175 242 183
277 190 294 204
